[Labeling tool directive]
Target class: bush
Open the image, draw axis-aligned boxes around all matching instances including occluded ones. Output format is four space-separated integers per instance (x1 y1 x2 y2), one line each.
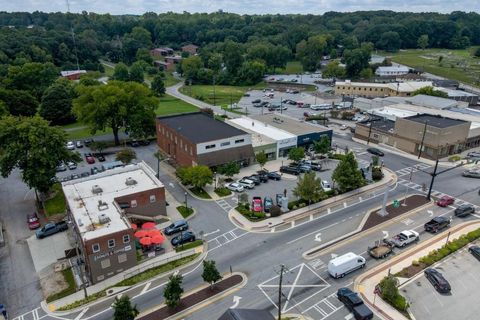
214 187 232 197
448 155 461 162
329 153 346 161
176 206 194 219
270 205 282 217
288 199 307 210
372 167 383 181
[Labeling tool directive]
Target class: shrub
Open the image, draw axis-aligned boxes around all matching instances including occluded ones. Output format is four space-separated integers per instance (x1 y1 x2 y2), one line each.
412 260 420 266
448 155 461 162
288 199 307 210
372 167 383 181
214 187 232 197
329 153 346 161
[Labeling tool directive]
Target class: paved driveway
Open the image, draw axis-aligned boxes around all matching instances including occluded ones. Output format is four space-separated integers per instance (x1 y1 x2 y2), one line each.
27 232 72 274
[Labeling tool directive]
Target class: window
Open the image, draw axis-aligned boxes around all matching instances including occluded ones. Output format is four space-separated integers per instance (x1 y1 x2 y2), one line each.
108 239 115 248
205 144 215 149
123 235 130 243
150 195 156 203
190 146 193 155
235 139 244 144
131 200 137 208
184 144 187 152
175 137 177 143
180 140 183 148
92 243 100 253
118 253 127 264
220 141 230 147
101 258 111 269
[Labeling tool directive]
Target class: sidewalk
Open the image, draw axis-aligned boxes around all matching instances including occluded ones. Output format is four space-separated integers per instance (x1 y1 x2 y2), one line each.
355 220 480 320
230 167 397 232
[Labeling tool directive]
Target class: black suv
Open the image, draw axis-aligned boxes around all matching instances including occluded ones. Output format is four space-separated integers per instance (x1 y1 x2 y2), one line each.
337 288 374 320
469 246 480 260
424 268 451 293
280 166 300 175
454 204 475 217
256 171 269 182
367 147 384 156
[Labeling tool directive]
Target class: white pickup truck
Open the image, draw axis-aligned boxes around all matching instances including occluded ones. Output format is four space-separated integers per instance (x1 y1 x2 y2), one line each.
388 230 419 248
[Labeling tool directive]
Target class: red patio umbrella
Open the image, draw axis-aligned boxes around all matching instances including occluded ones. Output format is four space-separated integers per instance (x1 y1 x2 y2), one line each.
131 223 138 231
139 237 152 246
134 230 148 238
151 234 165 244
146 229 162 238
142 222 156 230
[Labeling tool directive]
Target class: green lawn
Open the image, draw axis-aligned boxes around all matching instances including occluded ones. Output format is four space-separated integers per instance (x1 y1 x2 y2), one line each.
44 183 67 217
46 268 76 303
385 48 480 87
275 61 304 74
175 240 204 252
64 125 112 140
156 94 198 116
179 83 266 107
176 205 194 219
165 72 181 87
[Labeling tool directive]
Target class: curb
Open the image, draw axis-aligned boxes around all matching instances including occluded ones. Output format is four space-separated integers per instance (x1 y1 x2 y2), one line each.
137 272 248 320
42 244 209 316
303 194 433 259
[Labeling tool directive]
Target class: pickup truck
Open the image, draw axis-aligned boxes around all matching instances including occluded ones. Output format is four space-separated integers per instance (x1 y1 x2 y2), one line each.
337 287 374 320
424 217 451 233
35 221 68 239
388 230 420 248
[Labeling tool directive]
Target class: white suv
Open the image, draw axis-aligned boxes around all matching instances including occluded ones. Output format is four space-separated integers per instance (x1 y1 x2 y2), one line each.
66 141 75 150
238 178 255 189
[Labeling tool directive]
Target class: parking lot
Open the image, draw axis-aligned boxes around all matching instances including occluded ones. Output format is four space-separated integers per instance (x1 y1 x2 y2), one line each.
402 244 480 320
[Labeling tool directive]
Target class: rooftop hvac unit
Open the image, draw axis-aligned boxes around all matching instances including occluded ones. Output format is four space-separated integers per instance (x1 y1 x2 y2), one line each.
77 218 83 227
98 213 111 224
125 177 137 186
97 200 108 211
92 185 103 194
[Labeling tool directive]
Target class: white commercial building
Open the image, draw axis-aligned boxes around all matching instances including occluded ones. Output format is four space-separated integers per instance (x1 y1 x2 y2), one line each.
375 66 410 77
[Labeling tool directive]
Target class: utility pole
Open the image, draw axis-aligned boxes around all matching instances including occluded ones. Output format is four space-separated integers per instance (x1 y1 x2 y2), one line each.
426 159 439 201
280 98 283 114
277 264 285 320
213 76 216 107
74 234 88 299
366 118 381 145
418 121 428 159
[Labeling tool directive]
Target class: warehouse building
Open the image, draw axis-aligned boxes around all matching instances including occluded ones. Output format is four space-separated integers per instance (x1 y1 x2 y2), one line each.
156 112 254 167
335 80 432 98
375 66 410 77
62 162 166 284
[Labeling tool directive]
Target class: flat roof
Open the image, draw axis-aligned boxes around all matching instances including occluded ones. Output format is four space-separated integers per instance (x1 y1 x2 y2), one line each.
377 66 410 72
436 87 478 97
408 94 465 110
62 162 163 241
227 117 295 142
61 70 87 76
360 119 395 132
336 81 432 92
157 112 248 143
252 114 330 136
404 114 467 128
369 107 418 120
226 118 277 147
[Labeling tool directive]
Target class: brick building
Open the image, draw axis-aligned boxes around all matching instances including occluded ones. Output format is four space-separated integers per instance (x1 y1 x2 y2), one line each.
156 112 254 167
62 162 166 284
150 47 174 56
181 44 199 55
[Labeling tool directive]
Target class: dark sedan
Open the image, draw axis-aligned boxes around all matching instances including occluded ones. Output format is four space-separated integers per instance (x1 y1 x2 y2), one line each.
367 147 384 157
424 268 451 293
469 246 480 260
267 171 282 180
171 231 196 246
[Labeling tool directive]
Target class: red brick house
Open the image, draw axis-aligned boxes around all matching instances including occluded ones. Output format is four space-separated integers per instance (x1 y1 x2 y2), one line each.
181 44 199 55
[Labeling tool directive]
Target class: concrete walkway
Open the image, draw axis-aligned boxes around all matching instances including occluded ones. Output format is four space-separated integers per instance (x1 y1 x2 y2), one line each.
355 220 480 320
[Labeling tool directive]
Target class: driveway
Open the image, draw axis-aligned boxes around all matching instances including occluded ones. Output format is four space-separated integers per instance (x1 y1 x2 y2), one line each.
27 232 72 274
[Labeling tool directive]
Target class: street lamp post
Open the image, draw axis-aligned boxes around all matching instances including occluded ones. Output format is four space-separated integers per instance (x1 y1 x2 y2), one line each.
214 171 217 189
184 191 188 210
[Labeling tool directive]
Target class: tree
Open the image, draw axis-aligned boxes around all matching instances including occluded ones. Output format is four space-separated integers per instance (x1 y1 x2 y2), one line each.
322 61 345 79
412 86 448 98
474 47 480 58
288 147 305 163
0 88 38 117
255 151 268 168
376 31 401 52
343 44 372 78
313 135 331 154
40 79 75 125
359 68 373 79
217 162 240 179
237 60 266 85
151 74 165 96
129 61 144 83
332 152 365 193
4 62 58 100
296 35 328 71
112 295 139 320
181 56 203 82
293 172 324 205
176 166 213 190
164 274 183 308
112 62 130 81
0 116 80 197
417 35 429 50
136 48 153 64
116 148 136 164
89 141 108 155
202 260 222 290
73 81 158 145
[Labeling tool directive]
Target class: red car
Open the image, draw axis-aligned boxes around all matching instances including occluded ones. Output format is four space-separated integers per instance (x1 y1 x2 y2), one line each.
252 197 263 213
437 195 454 207
27 212 41 230
85 153 95 164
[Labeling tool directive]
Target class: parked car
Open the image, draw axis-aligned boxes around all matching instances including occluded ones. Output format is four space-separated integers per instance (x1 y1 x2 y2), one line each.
252 197 263 212
388 230 419 247
226 182 244 192
468 245 480 260
129 139 140 147
96 154 106 162
90 166 100 175
280 166 300 175
139 139 151 146
328 252 366 278
337 288 374 320
83 138 94 146
263 197 273 213
436 195 454 207
245 175 261 185
251 99 261 104
85 153 95 164
164 220 188 235
238 178 255 189
366 147 384 156
467 151 480 158
56 163 67 172
424 216 451 233
75 140 83 148
424 268 451 293
67 161 77 170
66 141 75 150
321 180 332 192
455 204 475 217
267 171 282 180
171 231 196 246
462 169 480 178
27 212 41 230
35 221 68 239
256 171 269 182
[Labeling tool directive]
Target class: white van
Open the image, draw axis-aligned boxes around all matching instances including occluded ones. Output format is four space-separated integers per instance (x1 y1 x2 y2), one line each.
328 252 366 278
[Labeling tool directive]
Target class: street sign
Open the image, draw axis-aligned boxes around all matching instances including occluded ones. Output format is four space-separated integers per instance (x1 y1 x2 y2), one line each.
393 200 400 208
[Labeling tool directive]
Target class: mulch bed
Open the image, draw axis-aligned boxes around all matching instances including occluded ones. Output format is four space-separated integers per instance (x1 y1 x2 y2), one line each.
362 194 430 231
138 274 243 320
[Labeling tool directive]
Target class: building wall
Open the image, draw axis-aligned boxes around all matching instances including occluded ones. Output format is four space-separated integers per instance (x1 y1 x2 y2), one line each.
83 228 136 284
156 120 197 167
115 187 167 218
335 83 414 98
253 143 277 161
196 134 251 155
182 45 198 55
297 131 333 148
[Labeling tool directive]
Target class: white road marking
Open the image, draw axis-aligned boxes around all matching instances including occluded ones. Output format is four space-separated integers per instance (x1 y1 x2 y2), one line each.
203 229 220 237
286 222 339 245
345 314 354 320
343 202 347 208
140 282 151 295
74 307 90 320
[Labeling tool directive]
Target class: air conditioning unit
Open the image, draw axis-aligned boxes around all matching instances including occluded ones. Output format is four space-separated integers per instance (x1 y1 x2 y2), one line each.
92 185 103 194
125 177 137 186
97 200 108 211
98 213 111 224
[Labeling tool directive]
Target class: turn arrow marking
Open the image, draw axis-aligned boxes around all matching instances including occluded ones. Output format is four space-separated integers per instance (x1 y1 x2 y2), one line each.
230 296 242 309
382 231 389 239
314 233 322 242
428 210 433 217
